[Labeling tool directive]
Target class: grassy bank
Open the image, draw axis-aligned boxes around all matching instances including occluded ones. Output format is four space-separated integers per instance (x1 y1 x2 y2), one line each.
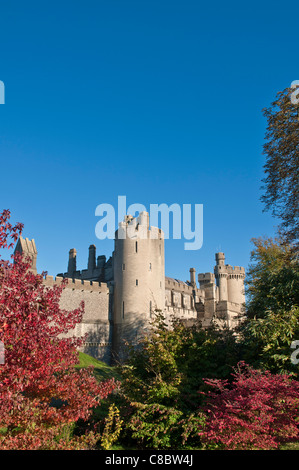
75 352 121 382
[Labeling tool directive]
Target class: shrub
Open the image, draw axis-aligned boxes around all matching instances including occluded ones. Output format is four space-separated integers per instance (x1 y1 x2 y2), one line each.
199 362 299 450
100 404 123 450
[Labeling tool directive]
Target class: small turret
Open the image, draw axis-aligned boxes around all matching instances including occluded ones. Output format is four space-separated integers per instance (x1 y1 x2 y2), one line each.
214 252 228 301
215 252 225 266
189 268 196 288
14 236 38 273
88 244 96 272
68 248 77 277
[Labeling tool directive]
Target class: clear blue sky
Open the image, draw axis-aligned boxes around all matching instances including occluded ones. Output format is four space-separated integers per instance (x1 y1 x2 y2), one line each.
0 0 297 281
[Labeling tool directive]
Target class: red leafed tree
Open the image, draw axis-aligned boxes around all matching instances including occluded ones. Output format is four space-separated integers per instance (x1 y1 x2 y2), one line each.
199 362 299 450
0 209 117 450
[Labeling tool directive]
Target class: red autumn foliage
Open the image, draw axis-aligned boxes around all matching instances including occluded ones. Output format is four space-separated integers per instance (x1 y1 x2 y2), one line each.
199 362 299 450
0 209 117 449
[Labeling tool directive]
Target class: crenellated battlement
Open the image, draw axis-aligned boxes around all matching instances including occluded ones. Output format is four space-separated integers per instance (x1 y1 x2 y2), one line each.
226 265 245 275
165 277 202 294
198 272 215 284
43 275 109 293
214 264 245 277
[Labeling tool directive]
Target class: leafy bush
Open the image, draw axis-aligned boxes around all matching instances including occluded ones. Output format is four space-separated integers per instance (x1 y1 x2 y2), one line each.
199 362 299 450
100 404 123 450
117 312 238 449
239 236 299 374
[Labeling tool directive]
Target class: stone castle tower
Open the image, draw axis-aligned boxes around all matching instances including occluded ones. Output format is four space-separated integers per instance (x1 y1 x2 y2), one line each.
214 252 245 305
15 212 245 364
113 212 165 356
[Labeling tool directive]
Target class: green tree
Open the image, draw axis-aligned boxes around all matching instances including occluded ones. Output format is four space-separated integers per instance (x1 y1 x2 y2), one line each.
241 306 299 374
245 236 299 319
240 236 299 374
261 86 299 246
118 312 240 449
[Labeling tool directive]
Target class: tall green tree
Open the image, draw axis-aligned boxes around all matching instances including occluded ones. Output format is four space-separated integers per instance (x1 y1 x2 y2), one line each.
240 236 299 373
245 236 299 319
261 86 299 247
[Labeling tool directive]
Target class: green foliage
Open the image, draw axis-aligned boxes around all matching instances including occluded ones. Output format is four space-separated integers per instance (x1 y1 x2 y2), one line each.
261 86 299 246
100 404 123 450
241 306 299 374
240 237 299 374
128 404 184 449
120 313 183 406
245 236 299 319
117 312 239 449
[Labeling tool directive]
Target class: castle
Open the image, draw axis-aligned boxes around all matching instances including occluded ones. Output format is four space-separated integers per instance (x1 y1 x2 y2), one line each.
15 211 245 364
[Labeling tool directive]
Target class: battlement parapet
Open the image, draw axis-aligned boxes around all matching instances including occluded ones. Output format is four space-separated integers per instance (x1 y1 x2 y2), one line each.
166 277 192 292
165 277 202 295
214 264 245 276
43 275 109 293
116 212 164 241
226 265 245 274
198 272 215 284
149 226 164 239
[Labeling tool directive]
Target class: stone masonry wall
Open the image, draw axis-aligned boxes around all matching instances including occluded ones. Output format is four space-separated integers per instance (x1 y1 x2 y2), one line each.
43 275 111 363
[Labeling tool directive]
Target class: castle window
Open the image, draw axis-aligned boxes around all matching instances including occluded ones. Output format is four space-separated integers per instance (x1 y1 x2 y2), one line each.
135 241 138 253
149 263 152 271
122 263 125 271
122 301 125 319
136 279 138 286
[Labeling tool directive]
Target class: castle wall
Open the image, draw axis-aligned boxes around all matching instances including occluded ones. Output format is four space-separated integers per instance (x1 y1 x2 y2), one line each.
215 300 245 329
43 275 111 363
164 277 201 322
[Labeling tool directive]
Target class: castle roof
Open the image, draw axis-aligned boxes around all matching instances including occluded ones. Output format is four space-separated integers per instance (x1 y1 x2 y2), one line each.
165 276 189 286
